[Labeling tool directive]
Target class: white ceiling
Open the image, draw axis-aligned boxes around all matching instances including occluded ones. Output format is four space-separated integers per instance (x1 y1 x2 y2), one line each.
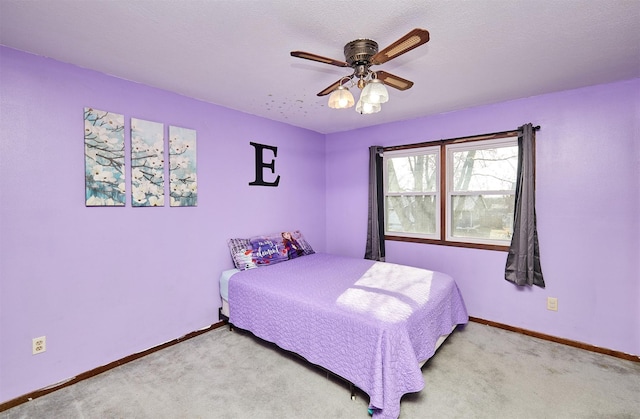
1 0 639 134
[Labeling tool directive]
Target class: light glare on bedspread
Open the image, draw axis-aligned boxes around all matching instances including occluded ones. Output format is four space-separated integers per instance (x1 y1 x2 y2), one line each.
336 262 433 322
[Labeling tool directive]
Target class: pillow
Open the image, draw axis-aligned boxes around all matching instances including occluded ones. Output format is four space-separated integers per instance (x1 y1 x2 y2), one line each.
228 231 315 269
282 230 315 257
227 238 257 271
249 234 289 266
250 230 315 266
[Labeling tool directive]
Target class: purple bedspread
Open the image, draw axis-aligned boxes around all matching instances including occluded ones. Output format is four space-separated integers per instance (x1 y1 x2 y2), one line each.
228 253 468 418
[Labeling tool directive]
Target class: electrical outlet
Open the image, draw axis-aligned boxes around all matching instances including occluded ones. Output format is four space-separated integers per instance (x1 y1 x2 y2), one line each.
547 297 558 311
32 336 46 354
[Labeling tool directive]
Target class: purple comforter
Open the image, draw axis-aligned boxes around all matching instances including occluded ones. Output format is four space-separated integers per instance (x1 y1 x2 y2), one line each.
228 253 468 418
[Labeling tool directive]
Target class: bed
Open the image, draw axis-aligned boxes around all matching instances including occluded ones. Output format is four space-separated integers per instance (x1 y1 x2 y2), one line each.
219 238 468 419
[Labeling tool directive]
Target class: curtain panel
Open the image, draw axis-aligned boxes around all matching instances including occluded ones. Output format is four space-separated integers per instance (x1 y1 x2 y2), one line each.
365 146 385 261
505 123 545 287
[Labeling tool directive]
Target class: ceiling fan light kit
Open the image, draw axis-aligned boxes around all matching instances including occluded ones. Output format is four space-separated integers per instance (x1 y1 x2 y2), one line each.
355 98 381 115
327 85 355 109
360 78 389 104
291 28 429 114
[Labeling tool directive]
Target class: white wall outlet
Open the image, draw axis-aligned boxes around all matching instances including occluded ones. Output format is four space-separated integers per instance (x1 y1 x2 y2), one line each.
547 297 558 311
32 336 46 354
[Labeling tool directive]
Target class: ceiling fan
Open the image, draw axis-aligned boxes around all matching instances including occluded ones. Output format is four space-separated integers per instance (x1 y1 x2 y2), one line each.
290 28 430 100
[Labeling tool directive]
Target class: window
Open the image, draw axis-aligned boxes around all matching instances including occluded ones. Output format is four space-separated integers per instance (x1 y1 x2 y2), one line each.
384 146 440 240
383 132 520 250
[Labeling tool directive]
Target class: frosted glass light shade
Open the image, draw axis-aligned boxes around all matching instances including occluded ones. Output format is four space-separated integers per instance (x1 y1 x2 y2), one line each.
328 86 355 109
360 79 389 104
355 98 381 114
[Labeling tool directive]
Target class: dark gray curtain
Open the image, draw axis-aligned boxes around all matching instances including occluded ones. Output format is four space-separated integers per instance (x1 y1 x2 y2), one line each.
365 146 385 261
505 123 545 287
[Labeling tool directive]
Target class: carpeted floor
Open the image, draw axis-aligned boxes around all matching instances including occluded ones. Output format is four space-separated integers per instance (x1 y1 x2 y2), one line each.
2 321 639 418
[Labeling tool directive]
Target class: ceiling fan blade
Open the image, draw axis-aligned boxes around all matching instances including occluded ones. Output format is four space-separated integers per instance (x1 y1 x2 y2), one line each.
317 76 353 96
375 71 414 91
291 51 350 67
370 28 430 65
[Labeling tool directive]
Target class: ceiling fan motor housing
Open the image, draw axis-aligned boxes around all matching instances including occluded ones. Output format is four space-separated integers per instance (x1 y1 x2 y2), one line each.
344 39 378 67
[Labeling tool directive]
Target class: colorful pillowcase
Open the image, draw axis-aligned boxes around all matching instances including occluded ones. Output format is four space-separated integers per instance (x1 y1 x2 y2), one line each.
227 238 257 271
249 234 289 266
227 231 315 270
284 230 315 257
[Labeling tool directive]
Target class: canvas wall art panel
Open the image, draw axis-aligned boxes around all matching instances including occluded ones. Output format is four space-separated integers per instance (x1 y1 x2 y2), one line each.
169 126 197 207
84 107 125 206
131 118 165 207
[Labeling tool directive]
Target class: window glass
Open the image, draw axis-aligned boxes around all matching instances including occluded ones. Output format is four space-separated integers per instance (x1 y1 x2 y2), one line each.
450 194 515 241
386 153 437 193
451 145 518 191
386 195 438 235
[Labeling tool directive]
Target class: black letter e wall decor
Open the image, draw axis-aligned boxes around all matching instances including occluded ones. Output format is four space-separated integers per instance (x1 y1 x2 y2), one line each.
249 142 280 187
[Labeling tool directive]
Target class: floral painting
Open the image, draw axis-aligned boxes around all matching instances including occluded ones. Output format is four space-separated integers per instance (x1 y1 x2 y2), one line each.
131 118 164 207
169 126 197 207
84 108 125 206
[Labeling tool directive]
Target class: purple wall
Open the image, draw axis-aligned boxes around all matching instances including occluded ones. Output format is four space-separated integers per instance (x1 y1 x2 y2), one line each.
1 45 638 404
0 47 326 402
326 78 640 358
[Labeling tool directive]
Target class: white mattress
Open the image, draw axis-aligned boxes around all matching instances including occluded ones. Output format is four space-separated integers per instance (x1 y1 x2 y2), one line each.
219 268 239 317
220 268 240 301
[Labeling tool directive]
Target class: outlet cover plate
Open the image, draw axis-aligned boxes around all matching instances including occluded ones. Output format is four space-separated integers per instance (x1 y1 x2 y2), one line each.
32 336 46 354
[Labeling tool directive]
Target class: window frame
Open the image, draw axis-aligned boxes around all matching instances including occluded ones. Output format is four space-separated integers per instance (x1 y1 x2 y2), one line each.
383 130 523 251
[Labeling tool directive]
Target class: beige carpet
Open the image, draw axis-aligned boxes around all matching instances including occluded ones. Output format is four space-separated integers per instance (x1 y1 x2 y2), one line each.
2 322 639 418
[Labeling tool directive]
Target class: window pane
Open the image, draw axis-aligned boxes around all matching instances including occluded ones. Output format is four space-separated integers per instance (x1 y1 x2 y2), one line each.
452 145 517 192
386 195 437 235
387 153 437 193
450 195 515 240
